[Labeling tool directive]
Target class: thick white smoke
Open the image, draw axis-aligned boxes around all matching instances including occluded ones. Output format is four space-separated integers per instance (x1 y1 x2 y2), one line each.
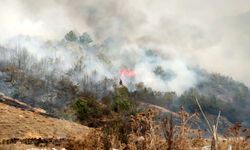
0 0 250 94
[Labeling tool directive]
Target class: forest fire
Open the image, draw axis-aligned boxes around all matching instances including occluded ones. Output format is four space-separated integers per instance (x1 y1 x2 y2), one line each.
119 69 135 77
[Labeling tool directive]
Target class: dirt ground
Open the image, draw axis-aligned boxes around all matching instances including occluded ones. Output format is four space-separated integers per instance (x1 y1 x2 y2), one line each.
0 102 92 149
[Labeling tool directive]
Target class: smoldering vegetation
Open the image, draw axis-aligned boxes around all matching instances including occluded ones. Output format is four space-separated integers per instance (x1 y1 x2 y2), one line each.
0 1 250 149
2 0 250 86
0 31 250 128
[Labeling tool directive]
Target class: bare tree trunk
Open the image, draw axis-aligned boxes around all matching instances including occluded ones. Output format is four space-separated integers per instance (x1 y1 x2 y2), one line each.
211 125 217 150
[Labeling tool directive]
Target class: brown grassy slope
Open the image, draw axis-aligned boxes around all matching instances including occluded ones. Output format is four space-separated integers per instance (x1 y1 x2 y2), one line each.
0 102 92 141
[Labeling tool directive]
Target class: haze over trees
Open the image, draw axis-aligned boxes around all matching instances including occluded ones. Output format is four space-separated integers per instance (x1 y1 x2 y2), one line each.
0 31 249 149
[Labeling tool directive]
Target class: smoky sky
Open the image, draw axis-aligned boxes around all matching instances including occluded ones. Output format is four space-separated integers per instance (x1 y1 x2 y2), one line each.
1 0 250 86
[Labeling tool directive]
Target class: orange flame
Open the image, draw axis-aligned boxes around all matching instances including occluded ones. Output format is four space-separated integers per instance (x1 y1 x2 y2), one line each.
119 69 135 77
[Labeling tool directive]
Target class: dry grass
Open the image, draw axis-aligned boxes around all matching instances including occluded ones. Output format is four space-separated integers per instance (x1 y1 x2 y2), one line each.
219 122 250 150
0 102 92 144
87 106 249 150
1 102 250 149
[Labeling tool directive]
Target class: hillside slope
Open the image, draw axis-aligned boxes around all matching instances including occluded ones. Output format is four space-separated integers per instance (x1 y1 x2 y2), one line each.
0 102 92 142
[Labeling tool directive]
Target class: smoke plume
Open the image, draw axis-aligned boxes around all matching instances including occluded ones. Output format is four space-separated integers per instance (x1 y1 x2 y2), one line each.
1 0 250 94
